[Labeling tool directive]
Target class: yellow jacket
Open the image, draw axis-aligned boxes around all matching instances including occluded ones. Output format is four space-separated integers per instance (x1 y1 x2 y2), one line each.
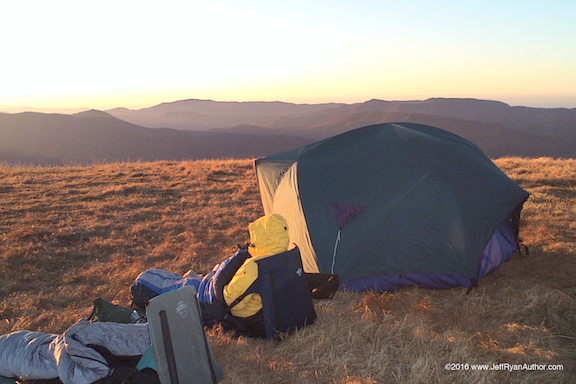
223 213 289 317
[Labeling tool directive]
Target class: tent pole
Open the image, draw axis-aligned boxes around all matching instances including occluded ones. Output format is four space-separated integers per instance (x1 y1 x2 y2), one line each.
331 229 341 274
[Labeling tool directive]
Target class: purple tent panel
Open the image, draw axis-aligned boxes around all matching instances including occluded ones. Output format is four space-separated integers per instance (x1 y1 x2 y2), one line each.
329 202 366 228
474 219 517 281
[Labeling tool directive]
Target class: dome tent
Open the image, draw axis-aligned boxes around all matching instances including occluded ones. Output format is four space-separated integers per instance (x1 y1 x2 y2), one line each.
254 123 529 292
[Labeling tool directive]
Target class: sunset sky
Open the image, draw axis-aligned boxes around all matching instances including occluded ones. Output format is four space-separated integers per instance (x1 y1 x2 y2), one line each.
2 0 575 111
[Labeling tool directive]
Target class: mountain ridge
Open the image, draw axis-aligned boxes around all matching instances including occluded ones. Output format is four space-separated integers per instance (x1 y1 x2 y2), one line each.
1 98 575 165
0 111 314 165
106 97 576 136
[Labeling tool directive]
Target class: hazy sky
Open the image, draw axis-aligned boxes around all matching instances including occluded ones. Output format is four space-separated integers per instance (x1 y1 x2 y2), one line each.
2 0 575 110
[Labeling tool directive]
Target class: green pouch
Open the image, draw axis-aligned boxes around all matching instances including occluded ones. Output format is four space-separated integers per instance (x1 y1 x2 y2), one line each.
88 297 133 323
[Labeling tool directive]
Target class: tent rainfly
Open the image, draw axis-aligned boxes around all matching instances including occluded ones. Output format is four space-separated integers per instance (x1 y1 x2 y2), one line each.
254 123 529 292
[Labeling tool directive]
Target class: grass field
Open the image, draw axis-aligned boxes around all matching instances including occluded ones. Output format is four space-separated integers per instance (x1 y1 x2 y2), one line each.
1 157 575 383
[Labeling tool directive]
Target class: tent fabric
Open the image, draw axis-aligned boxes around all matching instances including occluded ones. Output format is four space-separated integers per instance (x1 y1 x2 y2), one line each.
254 123 529 292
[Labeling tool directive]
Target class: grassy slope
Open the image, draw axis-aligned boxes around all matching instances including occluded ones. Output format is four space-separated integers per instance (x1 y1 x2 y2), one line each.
0 157 574 383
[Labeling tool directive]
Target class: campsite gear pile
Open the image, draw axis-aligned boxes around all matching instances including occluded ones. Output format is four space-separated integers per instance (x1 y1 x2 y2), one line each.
131 246 319 340
0 214 321 384
255 122 529 292
132 214 319 339
0 286 224 384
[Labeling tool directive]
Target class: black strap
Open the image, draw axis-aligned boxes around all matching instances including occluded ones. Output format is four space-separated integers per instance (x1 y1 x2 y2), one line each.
193 295 219 384
159 310 179 384
522 244 530 256
219 289 251 322
516 238 529 256
465 278 479 295
268 270 282 334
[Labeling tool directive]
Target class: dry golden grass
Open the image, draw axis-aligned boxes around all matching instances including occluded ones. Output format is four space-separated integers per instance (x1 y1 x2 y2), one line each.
0 159 261 333
1 157 575 383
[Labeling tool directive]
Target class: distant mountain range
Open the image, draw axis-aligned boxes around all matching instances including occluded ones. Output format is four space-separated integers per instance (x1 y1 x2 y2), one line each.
1 98 575 165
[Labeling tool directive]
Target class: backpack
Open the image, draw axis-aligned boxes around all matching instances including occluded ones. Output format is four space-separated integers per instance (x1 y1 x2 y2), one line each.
219 247 317 339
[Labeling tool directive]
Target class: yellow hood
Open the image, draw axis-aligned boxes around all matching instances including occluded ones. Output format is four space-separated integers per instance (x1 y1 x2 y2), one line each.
248 213 290 258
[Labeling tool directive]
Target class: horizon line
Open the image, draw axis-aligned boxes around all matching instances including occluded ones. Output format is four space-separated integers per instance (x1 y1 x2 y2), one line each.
2 96 576 114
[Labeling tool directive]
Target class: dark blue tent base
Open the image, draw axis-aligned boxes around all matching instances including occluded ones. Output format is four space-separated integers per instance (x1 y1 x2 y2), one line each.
340 219 518 292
